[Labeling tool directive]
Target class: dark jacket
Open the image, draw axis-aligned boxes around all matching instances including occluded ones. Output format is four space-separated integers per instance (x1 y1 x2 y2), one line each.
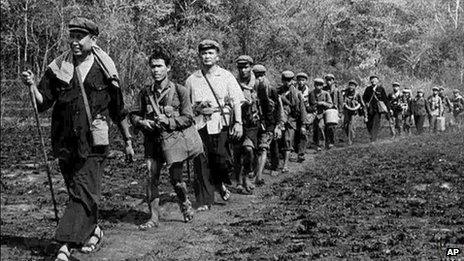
323 84 343 111
256 77 282 132
129 80 194 141
412 96 430 116
308 89 333 115
278 84 307 129
37 61 126 159
362 85 391 115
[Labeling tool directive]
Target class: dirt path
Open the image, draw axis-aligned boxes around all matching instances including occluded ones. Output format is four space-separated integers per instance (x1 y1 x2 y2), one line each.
71 152 317 261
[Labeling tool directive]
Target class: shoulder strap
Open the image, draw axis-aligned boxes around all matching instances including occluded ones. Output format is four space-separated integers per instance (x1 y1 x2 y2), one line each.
167 82 178 107
201 70 229 125
147 91 162 116
75 68 93 127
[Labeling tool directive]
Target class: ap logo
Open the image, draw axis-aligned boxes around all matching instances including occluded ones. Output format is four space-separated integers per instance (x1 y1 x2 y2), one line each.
447 248 461 256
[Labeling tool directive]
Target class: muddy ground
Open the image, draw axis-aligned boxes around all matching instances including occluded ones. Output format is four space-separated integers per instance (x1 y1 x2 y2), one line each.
1 117 463 260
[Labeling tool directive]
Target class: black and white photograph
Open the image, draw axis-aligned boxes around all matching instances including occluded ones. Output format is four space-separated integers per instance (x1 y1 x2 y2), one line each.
1 0 463 260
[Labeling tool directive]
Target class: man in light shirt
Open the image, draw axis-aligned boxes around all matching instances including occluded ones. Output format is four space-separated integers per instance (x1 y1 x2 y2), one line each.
185 39 245 211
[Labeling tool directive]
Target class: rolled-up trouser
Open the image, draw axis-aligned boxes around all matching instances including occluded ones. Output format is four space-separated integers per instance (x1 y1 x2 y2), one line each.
403 115 413 133
146 158 185 202
393 113 403 134
194 127 232 206
55 156 105 245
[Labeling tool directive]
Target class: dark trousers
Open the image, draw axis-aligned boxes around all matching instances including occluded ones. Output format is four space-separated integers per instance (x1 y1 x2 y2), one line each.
295 124 308 155
393 114 403 134
55 156 105 245
366 112 382 141
193 127 232 206
324 125 336 145
414 115 426 134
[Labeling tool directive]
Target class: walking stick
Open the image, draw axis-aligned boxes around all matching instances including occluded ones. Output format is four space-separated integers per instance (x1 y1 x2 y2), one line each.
26 78 59 224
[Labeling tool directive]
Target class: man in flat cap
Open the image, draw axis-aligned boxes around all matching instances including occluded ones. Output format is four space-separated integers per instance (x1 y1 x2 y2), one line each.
278 71 306 172
253 65 283 185
450 89 464 130
232 55 259 194
294 72 311 161
427 86 443 133
400 88 414 135
323 74 343 148
185 39 245 211
387 82 403 137
412 89 429 134
342 80 367 145
362 75 391 142
21 17 134 261
308 78 333 151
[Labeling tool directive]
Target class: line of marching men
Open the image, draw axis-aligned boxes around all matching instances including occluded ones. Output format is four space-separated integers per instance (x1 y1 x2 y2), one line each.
21 16 464 261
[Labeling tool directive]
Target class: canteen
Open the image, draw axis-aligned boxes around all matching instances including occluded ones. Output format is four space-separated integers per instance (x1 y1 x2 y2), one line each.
324 109 339 125
437 116 446 131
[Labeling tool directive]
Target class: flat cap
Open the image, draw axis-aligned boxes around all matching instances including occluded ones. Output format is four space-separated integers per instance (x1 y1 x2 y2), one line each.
348 79 358 86
296 72 309 79
324 73 335 80
417 89 424 93
68 17 99 36
198 39 220 52
432 86 439 91
369 75 379 80
281 70 295 79
439 86 445 91
392 82 400 86
314 78 325 84
236 55 253 65
402 88 412 93
252 64 266 74
453 89 460 93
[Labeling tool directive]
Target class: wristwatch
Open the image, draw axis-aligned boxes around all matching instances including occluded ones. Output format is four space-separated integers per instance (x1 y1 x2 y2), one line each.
234 120 243 125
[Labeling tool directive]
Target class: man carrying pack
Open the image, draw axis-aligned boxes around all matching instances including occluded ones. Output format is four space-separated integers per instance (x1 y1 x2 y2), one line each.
388 82 403 137
323 74 343 149
186 39 244 211
308 78 333 151
233 55 260 194
253 64 283 185
129 47 195 229
278 70 307 172
21 17 134 261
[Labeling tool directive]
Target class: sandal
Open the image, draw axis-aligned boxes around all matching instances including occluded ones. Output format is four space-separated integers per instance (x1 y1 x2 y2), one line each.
179 199 194 223
138 219 159 230
55 245 71 261
196 205 210 211
220 185 231 201
80 226 103 254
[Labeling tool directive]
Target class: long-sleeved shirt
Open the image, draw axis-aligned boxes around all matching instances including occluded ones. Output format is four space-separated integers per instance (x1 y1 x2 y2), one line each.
388 91 404 114
308 89 333 115
278 84 307 129
129 79 194 142
37 60 127 159
255 77 282 132
343 88 366 116
412 96 430 116
450 95 464 114
323 84 343 111
427 95 443 116
185 66 245 134
362 85 391 115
